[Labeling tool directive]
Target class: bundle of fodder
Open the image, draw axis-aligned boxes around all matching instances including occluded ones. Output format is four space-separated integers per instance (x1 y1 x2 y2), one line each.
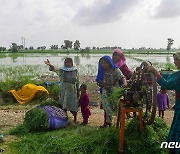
124 116 169 153
24 106 69 132
40 98 61 107
108 87 125 113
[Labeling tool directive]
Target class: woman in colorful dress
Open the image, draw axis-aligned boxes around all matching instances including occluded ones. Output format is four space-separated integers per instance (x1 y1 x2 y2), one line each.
44 58 79 123
147 51 180 154
96 55 127 127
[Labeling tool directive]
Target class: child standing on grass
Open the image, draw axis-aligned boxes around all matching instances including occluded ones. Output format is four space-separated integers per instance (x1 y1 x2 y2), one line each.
157 87 170 118
44 58 79 123
79 84 91 125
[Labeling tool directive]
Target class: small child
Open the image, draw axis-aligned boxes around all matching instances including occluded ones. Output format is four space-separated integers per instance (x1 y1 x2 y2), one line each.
157 87 170 118
79 84 91 125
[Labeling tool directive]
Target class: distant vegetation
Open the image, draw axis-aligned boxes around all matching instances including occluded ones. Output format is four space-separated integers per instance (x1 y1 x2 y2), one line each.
0 48 178 55
0 38 179 54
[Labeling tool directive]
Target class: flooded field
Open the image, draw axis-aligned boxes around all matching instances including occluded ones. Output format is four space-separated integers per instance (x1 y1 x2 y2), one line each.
0 53 174 80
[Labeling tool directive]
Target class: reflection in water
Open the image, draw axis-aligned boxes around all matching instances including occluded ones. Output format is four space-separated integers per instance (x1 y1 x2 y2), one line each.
74 55 80 66
81 53 90 59
77 64 97 76
166 55 170 63
11 56 18 63
0 53 172 78
166 55 171 70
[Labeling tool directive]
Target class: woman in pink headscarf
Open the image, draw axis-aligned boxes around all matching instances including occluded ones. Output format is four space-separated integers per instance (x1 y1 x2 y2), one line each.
112 48 133 118
112 48 132 80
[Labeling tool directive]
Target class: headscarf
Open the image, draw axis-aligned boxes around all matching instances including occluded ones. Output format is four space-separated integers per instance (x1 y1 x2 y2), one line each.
96 55 118 83
173 51 180 60
113 48 126 67
60 66 77 71
60 58 77 71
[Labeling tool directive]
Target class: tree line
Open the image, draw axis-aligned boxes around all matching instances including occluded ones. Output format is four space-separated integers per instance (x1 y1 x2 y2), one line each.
0 38 176 52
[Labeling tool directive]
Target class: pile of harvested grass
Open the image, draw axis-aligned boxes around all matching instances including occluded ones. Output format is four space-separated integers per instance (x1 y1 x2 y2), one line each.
24 107 49 132
9 116 169 154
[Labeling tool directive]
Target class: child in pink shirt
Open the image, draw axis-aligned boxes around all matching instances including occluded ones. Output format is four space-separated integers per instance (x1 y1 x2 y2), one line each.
79 84 91 125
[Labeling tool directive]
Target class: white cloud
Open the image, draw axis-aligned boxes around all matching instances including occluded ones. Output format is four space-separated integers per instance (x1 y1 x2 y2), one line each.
153 0 180 18
73 0 141 26
0 0 180 49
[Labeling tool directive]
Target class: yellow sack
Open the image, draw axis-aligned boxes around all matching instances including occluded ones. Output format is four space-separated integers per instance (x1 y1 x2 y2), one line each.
9 84 49 104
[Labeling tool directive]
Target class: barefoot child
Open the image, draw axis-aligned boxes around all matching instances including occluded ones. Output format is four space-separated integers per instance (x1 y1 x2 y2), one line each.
44 58 79 123
79 84 91 125
157 87 170 118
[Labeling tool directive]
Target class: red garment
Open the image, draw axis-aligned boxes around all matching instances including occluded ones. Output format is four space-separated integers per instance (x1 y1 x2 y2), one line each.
119 64 131 80
113 49 132 80
80 92 91 124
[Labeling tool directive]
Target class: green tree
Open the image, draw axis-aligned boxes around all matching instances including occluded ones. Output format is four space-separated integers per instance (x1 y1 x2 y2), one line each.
17 45 23 50
29 46 34 50
50 45 58 50
63 40 73 50
11 43 18 52
74 40 80 52
167 38 174 50
0 47 6 51
41 46 46 50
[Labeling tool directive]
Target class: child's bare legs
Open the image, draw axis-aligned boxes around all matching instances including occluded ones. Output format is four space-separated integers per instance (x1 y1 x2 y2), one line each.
162 110 164 119
159 110 164 118
100 111 111 128
159 110 161 117
83 117 88 124
70 111 77 123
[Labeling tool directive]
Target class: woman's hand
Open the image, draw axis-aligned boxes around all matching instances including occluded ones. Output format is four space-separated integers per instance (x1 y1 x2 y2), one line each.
44 59 52 67
146 66 160 77
121 77 127 88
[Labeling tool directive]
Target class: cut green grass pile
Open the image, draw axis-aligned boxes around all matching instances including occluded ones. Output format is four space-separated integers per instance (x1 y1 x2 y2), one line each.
9 116 169 154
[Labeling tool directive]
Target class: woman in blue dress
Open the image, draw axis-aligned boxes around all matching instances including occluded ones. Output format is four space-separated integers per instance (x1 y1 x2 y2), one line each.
147 51 180 154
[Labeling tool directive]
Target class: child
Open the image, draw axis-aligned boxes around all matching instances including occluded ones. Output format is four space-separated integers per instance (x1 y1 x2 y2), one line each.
157 87 170 118
79 84 91 125
96 55 127 127
44 58 79 123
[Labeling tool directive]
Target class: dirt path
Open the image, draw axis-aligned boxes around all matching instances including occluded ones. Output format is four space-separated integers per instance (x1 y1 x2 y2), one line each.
0 105 174 134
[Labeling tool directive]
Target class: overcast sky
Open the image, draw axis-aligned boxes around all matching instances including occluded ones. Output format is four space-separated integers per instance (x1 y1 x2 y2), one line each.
0 0 180 49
